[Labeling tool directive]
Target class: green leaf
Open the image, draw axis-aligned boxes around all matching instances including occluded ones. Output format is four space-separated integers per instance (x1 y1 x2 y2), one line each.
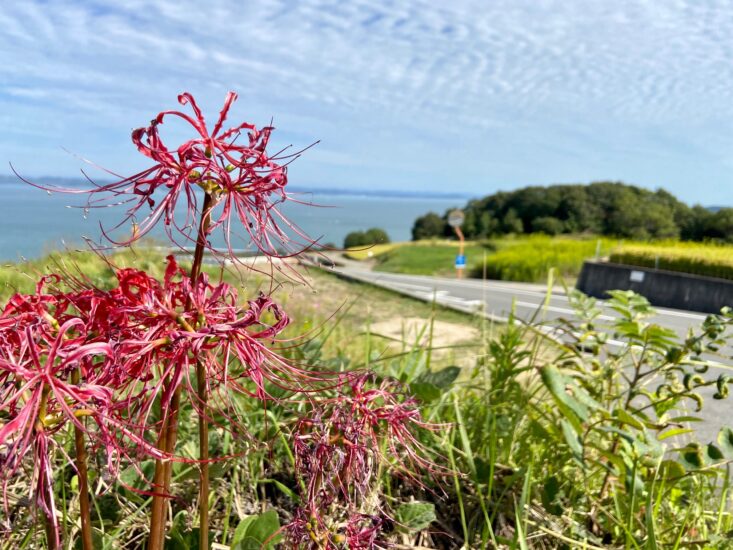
416 366 460 389
707 444 725 462
614 407 644 430
259 479 298 501
679 443 706 470
718 427 733 458
409 382 442 403
658 428 694 441
539 365 590 427
394 502 436 533
560 419 584 464
232 510 281 550
164 511 200 550
231 516 256 546
658 459 686 480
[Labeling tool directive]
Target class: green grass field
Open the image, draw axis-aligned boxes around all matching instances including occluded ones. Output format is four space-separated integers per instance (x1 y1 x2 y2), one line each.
346 235 613 282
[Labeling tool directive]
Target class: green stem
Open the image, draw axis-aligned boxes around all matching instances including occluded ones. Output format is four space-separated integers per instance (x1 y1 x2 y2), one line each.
149 192 213 550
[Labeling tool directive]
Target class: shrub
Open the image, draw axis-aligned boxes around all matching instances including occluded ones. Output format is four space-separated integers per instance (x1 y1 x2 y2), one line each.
344 227 390 248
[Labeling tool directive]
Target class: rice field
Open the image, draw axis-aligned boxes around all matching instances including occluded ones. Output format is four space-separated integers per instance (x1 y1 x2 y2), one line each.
610 241 733 280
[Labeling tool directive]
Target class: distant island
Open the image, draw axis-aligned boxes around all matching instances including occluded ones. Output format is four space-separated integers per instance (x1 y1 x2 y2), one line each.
0 174 473 201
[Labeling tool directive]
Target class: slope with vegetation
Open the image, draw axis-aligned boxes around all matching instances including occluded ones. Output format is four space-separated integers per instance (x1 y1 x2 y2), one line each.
4 249 733 548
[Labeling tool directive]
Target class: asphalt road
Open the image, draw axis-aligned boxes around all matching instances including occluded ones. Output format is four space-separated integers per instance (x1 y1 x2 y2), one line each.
323 259 733 446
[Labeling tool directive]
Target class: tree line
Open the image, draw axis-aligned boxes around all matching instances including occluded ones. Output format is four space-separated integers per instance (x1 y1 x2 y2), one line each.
412 181 733 241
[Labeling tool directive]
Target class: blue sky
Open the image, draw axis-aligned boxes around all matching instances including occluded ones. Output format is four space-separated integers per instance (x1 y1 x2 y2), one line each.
3 1 733 204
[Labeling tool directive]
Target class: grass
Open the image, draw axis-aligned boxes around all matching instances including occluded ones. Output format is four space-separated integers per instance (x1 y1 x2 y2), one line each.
344 235 614 282
610 240 733 280
373 242 488 276
343 243 399 261
476 235 614 282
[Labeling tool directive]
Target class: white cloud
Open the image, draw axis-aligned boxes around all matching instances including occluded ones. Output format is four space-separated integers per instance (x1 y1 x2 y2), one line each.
3 0 733 202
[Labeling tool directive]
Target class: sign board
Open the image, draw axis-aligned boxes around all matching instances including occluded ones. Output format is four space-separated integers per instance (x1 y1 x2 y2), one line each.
448 209 465 228
630 270 645 283
455 254 466 269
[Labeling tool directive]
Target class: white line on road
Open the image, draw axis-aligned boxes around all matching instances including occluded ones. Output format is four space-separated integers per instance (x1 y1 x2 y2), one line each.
514 300 615 321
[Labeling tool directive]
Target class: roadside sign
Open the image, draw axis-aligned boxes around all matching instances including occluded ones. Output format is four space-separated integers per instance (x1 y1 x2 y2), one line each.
448 209 465 228
455 254 466 269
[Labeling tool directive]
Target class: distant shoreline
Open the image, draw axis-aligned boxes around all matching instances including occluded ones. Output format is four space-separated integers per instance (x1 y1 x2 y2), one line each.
0 175 474 201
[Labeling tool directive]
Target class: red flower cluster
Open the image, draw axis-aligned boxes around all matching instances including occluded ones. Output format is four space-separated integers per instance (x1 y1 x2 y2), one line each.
0 256 307 542
8 92 438 549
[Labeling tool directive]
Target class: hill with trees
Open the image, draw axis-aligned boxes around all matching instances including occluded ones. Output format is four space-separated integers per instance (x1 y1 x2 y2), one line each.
412 181 733 241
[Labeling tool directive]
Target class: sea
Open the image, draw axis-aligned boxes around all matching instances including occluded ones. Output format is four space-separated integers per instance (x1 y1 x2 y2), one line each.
0 178 467 260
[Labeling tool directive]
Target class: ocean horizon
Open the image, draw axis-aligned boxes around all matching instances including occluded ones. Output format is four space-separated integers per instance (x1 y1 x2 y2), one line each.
0 176 465 260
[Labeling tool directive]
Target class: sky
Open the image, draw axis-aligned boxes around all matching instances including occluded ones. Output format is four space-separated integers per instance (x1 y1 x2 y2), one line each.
2 1 733 205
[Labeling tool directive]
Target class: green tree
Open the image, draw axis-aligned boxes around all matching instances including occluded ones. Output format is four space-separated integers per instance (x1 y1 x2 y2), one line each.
502 209 524 234
344 231 366 248
344 228 390 248
703 209 733 242
364 227 390 244
411 212 446 240
532 216 564 235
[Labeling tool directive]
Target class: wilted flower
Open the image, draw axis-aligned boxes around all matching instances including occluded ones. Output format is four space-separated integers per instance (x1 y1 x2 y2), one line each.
286 373 444 548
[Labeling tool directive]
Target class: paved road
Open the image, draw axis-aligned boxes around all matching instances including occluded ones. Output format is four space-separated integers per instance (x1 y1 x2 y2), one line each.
332 264 709 336
318 258 733 445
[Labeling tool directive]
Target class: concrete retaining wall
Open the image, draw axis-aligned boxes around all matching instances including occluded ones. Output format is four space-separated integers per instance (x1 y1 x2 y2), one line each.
576 261 733 313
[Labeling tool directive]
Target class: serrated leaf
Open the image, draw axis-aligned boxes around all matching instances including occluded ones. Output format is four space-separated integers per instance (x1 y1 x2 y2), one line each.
395 502 436 533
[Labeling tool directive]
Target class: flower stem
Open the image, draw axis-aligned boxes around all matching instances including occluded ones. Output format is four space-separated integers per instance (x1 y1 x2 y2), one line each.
148 192 213 550
44 514 60 550
71 368 94 550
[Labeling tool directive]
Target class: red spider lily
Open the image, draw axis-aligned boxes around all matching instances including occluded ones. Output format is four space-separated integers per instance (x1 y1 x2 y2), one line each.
0 316 166 543
286 373 445 548
14 92 317 259
7 92 442 550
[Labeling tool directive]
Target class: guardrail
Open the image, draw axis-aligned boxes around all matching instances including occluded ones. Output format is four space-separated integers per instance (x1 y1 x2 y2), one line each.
576 260 733 313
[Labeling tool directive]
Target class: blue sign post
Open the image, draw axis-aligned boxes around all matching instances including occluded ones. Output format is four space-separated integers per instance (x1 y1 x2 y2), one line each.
448 209 466 278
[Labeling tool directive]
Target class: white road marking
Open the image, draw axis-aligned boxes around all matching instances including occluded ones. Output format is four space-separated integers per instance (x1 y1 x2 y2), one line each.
514 300 616 321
